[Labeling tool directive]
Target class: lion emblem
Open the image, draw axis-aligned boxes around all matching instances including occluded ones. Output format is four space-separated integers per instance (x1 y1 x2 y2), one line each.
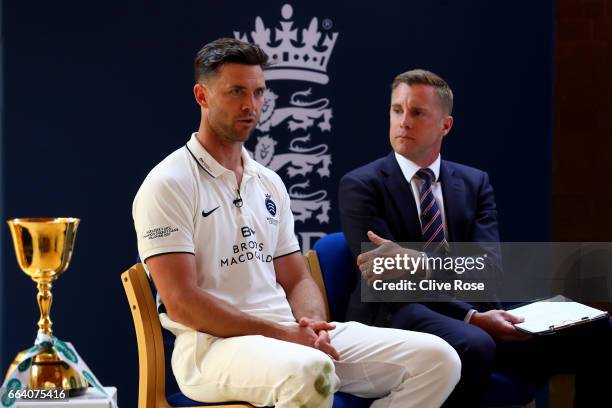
253 135 331 178
257 88 332 133
288 181 331 224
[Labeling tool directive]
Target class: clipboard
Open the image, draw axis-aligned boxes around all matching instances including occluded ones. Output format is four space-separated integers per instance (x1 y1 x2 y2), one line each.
508 295 609 335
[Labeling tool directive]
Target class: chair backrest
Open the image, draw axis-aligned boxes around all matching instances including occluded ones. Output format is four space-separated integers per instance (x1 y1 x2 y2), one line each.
304 251 331 321
121 263 170 408
309 232 357 322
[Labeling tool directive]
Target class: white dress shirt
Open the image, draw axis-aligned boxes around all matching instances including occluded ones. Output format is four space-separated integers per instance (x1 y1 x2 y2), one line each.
394 152 448 233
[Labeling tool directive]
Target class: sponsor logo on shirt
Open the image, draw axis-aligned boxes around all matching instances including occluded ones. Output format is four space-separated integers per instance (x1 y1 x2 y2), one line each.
241 226 256 238
221 239 273 267
143 226 179 240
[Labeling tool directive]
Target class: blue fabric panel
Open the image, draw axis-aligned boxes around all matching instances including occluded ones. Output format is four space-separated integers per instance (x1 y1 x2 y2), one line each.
312 232 356 321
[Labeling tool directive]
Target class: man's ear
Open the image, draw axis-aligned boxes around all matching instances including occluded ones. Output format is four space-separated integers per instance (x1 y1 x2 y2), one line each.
194 83 209 108
441 115 453 137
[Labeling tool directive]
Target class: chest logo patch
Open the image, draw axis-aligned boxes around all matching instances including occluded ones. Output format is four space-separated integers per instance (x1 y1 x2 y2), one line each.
265 194 277 216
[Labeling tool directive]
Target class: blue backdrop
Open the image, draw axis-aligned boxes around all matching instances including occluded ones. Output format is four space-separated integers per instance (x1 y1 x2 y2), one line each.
1 1 553 406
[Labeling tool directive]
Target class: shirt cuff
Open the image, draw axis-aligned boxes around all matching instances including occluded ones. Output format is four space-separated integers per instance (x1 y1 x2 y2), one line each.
464 309 477 323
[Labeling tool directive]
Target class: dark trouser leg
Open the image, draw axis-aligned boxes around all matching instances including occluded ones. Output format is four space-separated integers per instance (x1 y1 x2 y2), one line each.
390 303 496 408
495 317 612 407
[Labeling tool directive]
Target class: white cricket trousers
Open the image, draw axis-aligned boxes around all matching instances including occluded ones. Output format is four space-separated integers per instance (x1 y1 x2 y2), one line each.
171 321 461 408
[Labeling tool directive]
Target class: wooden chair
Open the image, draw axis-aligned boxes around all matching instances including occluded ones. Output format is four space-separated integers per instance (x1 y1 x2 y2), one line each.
304 251 330 321
121 263 252 408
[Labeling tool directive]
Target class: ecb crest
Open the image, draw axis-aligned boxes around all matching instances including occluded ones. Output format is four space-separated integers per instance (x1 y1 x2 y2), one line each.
235 4 338 250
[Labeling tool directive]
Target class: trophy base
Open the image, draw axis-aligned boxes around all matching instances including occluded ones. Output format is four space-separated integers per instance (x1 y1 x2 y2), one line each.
5 348 89 397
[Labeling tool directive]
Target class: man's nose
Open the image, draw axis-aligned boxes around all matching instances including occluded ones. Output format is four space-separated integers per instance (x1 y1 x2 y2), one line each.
401 114 413 128
242 95 258 114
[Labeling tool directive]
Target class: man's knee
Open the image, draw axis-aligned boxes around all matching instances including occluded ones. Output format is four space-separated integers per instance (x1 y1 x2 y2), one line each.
423 335 462 387
391 333 461 391
290 354 336 398
276 352 338 407
459 327 496 374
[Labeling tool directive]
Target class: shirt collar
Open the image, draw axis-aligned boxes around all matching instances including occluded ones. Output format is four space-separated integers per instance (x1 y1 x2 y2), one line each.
394 152 441 183
186 133 258 178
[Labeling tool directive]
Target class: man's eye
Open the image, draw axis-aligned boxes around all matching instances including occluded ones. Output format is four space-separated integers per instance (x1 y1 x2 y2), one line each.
392 108 402 114
255 89 265 97
230 89 242 96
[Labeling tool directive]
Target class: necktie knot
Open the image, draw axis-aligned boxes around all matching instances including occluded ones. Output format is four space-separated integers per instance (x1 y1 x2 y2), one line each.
416 168 435 184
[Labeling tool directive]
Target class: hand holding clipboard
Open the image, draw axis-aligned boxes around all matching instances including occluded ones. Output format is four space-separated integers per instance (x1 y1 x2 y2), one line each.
508 295 609 335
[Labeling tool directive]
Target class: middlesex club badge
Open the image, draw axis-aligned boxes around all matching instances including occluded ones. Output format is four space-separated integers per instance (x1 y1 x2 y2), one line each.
265 194 277 216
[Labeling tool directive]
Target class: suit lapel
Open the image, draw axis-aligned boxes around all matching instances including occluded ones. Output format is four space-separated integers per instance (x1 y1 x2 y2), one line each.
440 161 465 242
381 152 422 241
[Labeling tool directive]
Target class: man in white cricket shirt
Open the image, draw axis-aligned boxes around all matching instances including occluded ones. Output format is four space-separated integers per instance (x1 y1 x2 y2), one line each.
133 37 461 408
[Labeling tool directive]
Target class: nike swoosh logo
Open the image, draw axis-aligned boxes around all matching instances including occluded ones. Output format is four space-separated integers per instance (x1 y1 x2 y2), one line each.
202 206 220 217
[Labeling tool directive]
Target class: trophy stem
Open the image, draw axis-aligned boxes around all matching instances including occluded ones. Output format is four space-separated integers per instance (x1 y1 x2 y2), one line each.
36 280 53 336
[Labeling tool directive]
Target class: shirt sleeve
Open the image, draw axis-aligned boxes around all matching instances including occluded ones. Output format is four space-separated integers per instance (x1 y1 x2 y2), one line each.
133 174 196 261
273 175 301 258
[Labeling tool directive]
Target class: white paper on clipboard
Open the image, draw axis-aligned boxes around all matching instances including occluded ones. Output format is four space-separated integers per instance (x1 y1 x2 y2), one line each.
509 295 609 335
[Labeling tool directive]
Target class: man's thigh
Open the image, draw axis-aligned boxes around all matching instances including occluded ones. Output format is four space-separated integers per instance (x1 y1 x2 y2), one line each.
173 330 338 406
329 321 459 397
389 303 494 356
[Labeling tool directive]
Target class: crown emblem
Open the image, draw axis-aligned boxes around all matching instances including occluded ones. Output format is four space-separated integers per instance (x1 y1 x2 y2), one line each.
234 4 338 84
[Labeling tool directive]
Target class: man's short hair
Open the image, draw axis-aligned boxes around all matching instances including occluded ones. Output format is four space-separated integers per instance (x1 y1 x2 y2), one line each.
194 38 269 83
391 69 453 115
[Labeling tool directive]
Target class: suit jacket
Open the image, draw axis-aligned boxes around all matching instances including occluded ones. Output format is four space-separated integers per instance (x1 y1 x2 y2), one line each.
339 151 500 326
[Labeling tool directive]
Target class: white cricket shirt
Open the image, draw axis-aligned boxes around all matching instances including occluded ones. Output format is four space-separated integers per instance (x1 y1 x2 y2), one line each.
133 133 300 329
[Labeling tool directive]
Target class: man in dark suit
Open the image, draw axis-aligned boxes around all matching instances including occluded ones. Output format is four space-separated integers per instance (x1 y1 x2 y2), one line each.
339 69 611 407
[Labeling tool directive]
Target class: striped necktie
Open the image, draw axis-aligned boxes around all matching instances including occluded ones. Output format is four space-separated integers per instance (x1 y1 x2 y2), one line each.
416 168 448 253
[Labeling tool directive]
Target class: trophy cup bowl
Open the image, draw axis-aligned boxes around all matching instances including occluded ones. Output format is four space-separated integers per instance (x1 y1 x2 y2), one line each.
4 217 88 396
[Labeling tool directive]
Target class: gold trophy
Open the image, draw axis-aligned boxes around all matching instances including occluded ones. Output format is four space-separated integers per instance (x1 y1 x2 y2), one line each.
4 217 88 395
